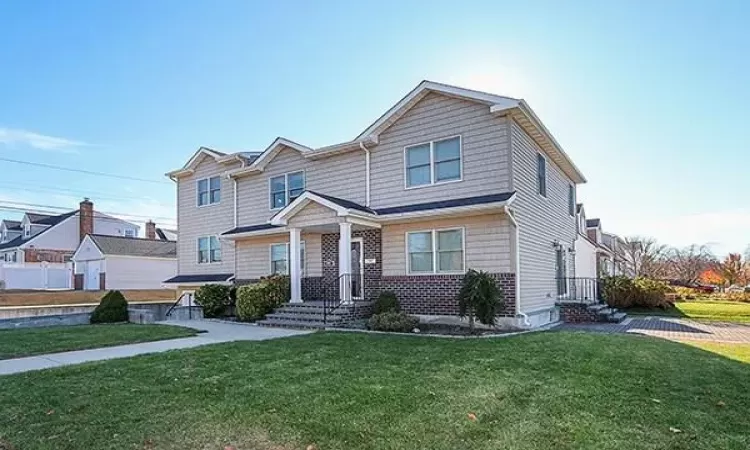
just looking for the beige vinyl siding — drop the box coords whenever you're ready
[510,119,577,312]
[235,232,322,279]
[176,155,239,276]
[236,147,366,225]
[287,202,337,228]
[381,214,512,276]
[369,92,511,209]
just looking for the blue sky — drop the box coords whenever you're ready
[0,1,748,255]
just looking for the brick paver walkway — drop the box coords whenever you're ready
[561,316,750,344]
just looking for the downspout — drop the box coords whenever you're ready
[359,141,371,207]
[230,155,246,284]
[504,205,530,327]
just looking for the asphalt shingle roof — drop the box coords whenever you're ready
[88,234,176,258]
[586,218,601,228]
[163,273,234,283]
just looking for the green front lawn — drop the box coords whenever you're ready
[1,332,748,449]
[0,324,198,360]
[686,341,750,363]
[627,300,750,322]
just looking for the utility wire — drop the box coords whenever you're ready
[0,200,175,222]
[0,205,176,227]
[0,156,172,185]
[0,181,175,205]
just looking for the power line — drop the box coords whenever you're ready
[0,156,172,185]
[0,204,176,227]
[0,200,176,222]
[0,181,176,205]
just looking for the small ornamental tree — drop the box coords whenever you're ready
[90,290,129,324]
[457,270,503,332]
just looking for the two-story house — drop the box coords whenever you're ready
[165,81,587,329]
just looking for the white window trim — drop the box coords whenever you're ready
[197,235,221,264]
[403,135,463,190]
[537,153,547,198]
[268,170,306,211]
[269,241,306,275]
[196,176,222,207]
[23,224,31,238]
[405,227,466,275]
[555,246,570,299]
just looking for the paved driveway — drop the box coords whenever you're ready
[0,320,311,376]
[561,316,750,343]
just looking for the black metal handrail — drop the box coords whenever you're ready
[165,292,191,318]
[555,277,603,304]
[320,273,359,325]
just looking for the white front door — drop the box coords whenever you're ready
[351,238,364,300]
[85,262,100,290]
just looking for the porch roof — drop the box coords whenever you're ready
[222,191,517,239]
[163,273,234,284]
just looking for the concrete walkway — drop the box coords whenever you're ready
[0,320,311,376]
[561,316,750,343]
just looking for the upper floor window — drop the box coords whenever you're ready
[198,236,221,263]
[568,184,575,216]
[124,229,135,238]
[270,242,305,275]
[407,228,464,274]
[23,224,31,238]
[405,136,462,188]
[537,153,547,197]
[270,171,305,209]
[197,176,221,206]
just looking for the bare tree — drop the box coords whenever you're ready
[668,244,716,285]
[716,253,748,287]
[615,236,668,278]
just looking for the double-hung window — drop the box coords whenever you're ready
[270,242,306,275]
[198,236,221,263]
[270,171,305,209]
[555,247,568,296]
[537,154,547,197]
[407,228,464,274]
[405,136,461,188]
[198,176,221,206]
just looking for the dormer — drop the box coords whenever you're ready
[586,218,602,244]
[20,216,32,239]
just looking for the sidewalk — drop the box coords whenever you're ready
[0,320,311,376]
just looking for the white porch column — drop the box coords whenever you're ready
[289,227,302,303]
[338,221,353,305]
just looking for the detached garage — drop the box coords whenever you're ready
[73,234,177,290]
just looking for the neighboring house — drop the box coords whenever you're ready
[574,204,598,279]
[144,220,177,241]
[72,234,176,290]
[583,217,625,277]
[0,199,140,290]
[165,80,587,328]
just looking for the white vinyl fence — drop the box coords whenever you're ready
[0,263,73,290]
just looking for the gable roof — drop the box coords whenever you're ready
[86,234,176,258]
[155,228,177,241]
[1,220,21,231]
[166,146,262,178]
[171,80,586,184]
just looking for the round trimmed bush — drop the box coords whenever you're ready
[367,311,419,333]
[374,291,400,315]
[90,290,128,324]
[194,284,231,318]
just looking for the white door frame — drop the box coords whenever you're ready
[351,237,364,300]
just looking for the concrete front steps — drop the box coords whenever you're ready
[587,303,628,323]
[256,301,354,329]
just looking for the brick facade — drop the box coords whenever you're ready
[558,303,601,323]
[380,273,516,316]
[321,229,382,301]
[24,248,72,263]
